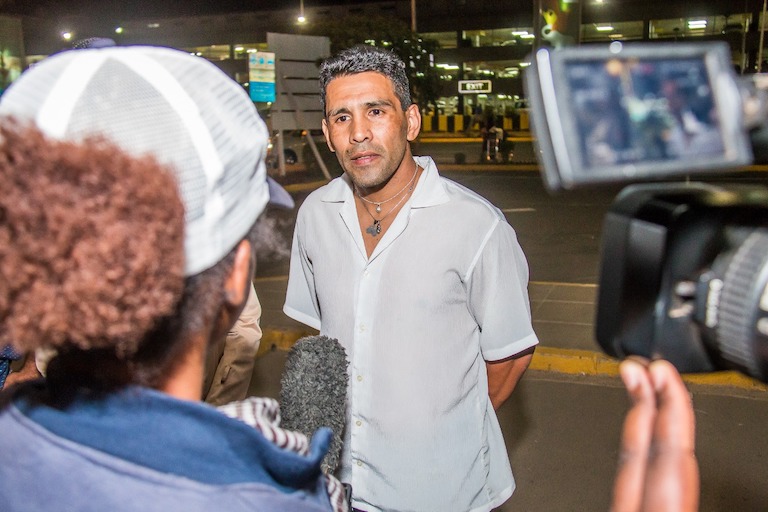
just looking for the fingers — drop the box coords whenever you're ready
[648,360,696,454]
[642,360,699,512]
[611,359,700,512]
[611,358,657,512]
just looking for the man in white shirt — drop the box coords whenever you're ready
[284,44,538,512]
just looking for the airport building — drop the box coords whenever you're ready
[3,0,766,131]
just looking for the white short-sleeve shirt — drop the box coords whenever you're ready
[285,156,538,512]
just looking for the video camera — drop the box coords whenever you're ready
[525,41,768,383]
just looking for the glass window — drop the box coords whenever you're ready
[463,60,530,79]
[181,43,268,61]
[581,21,645,42]
[435,62,461,81]
[233,43,269,60]
[182,44,231,60]
[461,27,534,48]
[421,31,458,49]
[649,15,749,39]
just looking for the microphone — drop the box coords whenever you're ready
[280,335,348,475]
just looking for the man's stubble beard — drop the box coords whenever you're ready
[341,141,410,193]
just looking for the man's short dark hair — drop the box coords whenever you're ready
[319,45,412,115]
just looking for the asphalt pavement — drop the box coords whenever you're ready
[249,141,768,511]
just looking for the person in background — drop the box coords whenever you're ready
[0,45,342,512]
[284,44,537,512]
[203,283,263,405]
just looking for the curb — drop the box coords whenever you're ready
[259,327,768,393]
[259,327,318,356]
[529,346,768,392]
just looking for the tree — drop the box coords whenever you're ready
[307,13,441,112]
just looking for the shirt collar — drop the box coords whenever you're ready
[319,155,449,208]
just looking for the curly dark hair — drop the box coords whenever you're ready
[0,120,185,369]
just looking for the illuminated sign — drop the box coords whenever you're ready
[249,51,276,102]
[458,80,492,94]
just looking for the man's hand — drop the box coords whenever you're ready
[611,358,699,512]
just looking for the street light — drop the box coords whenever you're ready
[298,0,306,24]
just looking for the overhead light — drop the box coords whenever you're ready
[512,31,529,36]
[61,31,72,41]
[519,33,535,39]
[298,0,306,23]
[596,25,614,31]
[688,20,707,29]
[147,23,160,28]
[114,27,123,34]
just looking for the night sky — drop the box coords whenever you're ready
[0,0,365,21]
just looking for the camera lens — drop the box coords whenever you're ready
[701,227,768,382]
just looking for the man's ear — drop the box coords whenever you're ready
[406,104,421,142]
[224,239,253,308]
[321,118,335,152]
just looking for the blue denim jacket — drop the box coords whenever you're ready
[0,382,334,511]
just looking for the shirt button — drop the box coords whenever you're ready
[357,375,363,382]
[355,420,362,427]
[356,460,363,466]
[359,324,366,332]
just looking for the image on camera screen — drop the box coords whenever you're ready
[565,57,725,169]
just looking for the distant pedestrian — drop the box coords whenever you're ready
[465,104,484,135]
[482,112,504,162]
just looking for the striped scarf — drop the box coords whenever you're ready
[0,345,21,389]
[218,397,349,512]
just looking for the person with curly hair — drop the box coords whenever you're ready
[0,46,343,512]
